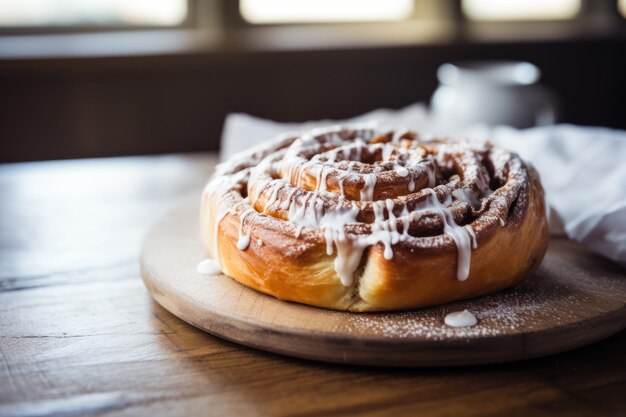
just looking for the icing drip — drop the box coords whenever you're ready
[360,174,377,201]
[237,234,251,250]
[338,175,347,196]
[316,165,330,192]
[289,196,361,285]
[396,166,409,177]
[204,169,249,270]
[425,189,474,281]
[333,238,366,286]
[425,157,436,188]
[465,225,478,249]
[408,176,415,192]
[280,188,298,210]
[237,207,255,250]
[381,142,393,161]
[263,181,284,214]
[444,310,478,327]
[380,200,398,260]
[336,163,356,196]
[319,203,363,284]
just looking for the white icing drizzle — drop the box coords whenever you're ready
[249,176,272,205]
[197,259,222,275]
[465,225,478,249]
[315,165,328,191]
[381,142,394,161]
[380,199,398,259]
[263,181,284,214]
[280,187,298,210]
[203,169,249,270]
[320,166,330,191]
[237,234,251,250]
[360,173,377,201]
[283,186,476,285]
[396,166,409,177]
[203,126,498,288]
[338,175,347,196]
[425,156,436,188]
[333,238,366,286]
[237,207,255,250]
[425,189,473,281]
[444,310,478,328]
[408,176,415,192]
[336,163,356,196]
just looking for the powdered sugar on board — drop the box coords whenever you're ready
[340,257,622,341]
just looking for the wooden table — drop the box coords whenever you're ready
[1,154,625,417]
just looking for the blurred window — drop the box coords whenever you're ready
[0,0,187,27]
[240,0,414,24]
[620,0,626,18]
[462,0,581,21]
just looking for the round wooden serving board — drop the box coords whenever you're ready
[141,196,626,367]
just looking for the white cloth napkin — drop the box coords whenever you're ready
[220,103,626,265]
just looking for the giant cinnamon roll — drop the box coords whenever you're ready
[200,126,548,312]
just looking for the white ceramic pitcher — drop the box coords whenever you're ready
[431,61,557,131]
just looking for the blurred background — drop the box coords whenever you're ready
[0,0,625,162]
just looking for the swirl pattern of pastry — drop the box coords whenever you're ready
[200,126,549,311]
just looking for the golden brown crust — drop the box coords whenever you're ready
[200,127,549,312]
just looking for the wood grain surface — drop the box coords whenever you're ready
[142,196,626,367]
[1,154,625,416]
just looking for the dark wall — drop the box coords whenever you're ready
[1,38,625,162]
